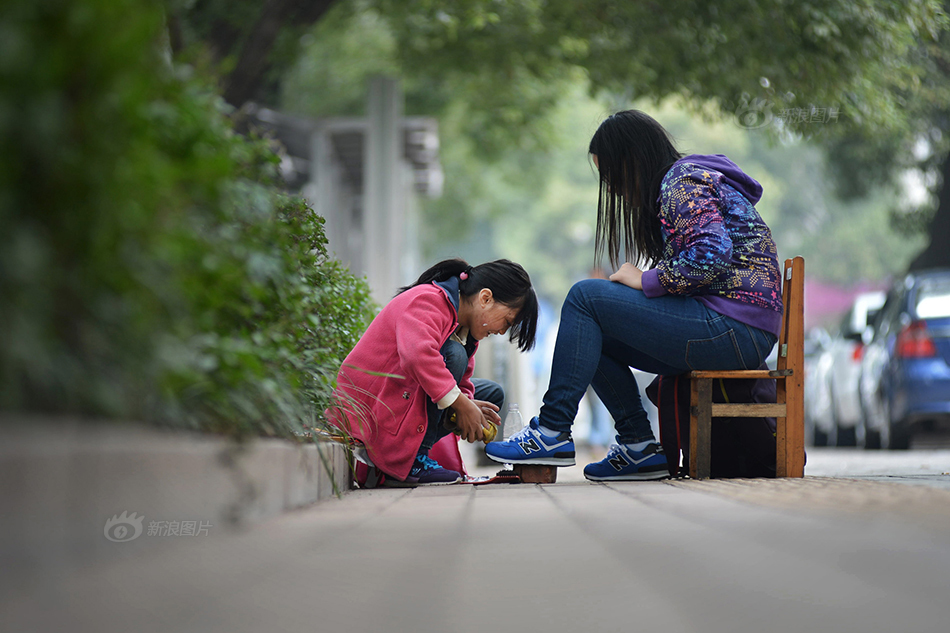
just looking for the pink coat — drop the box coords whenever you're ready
[328,282,476,480]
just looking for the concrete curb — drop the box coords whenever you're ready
[0,418,352,579]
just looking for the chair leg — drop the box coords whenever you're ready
[777,375,805,478]
[689,378,713,479]
[776,377,787,477]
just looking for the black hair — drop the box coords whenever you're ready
[399,258,539,351]
[588,109,683,269]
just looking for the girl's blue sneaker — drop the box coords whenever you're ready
[583,442,669,481]
[484,416,575,466]
[385,454,461,487]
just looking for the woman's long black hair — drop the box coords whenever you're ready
[589,110,683,269]
[399,258,539,351]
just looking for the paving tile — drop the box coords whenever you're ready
[6,427,950,633]
[5,478,950,633]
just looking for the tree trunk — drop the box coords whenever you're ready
[167,12,184,55]
[222,0,337,107]
[909,154,950,271]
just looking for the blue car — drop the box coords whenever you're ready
[858,268,950,449]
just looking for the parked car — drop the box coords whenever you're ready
[858,269,950,449]
[814,291,886,446]
[803,328,834,446]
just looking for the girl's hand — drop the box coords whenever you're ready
[609,262,644,290]
[451,395,492,442]
[473,400,501,425]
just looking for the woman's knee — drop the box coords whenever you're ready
[565,278,621,315]
[566,278,601,304]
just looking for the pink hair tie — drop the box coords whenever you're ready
[459,272,469,280]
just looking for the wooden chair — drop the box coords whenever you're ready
[688,256,805,479]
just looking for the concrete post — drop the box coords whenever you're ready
[364,76,405,304]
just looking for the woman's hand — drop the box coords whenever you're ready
[451,395,494,442]
[609,262,644,290]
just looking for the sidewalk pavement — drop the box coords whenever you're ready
[5,444,950,633]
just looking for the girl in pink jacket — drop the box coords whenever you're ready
[329,258,538,486]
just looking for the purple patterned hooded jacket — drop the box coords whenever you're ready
[639,154,783,337]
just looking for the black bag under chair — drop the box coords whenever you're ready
[646,369,785,479]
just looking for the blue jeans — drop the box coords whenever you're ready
[540,279,777,444]
[420,339,505,454]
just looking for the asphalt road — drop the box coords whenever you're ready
[802,446,950,489]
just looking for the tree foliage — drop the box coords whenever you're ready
[180,0,945,149]
[373,0,943,135]
[168,0,339,106]
[0,0,376,434]
[818,1,950,270]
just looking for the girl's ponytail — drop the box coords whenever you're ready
[398,258,470,294]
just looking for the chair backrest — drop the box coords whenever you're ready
[776,256,805,477]
[777,257,805,375]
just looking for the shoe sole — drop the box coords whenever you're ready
[382,476,462,488]
[583,471,670,482]
[383,476,462,488]
[486,453,575,467]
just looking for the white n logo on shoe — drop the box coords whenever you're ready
[519,439,541,454]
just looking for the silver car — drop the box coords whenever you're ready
[803,328,834,446]
[814,291,885,446]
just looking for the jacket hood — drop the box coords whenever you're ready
[679,154,763,205]
[433,276,461,314]
[433,276,478,355]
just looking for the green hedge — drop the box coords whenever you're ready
[0,0,376,436]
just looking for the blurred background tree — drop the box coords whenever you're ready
[170,0,948,303]
[819,1,950,272]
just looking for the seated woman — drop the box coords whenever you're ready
[328,258,538,486]
[486,109,783,481]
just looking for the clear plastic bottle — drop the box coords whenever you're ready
[504,403,524,441]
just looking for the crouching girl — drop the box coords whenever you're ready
[328,258,538,486]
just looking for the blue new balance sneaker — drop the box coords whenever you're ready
[484,416,575,466]
[583,442,669,481]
